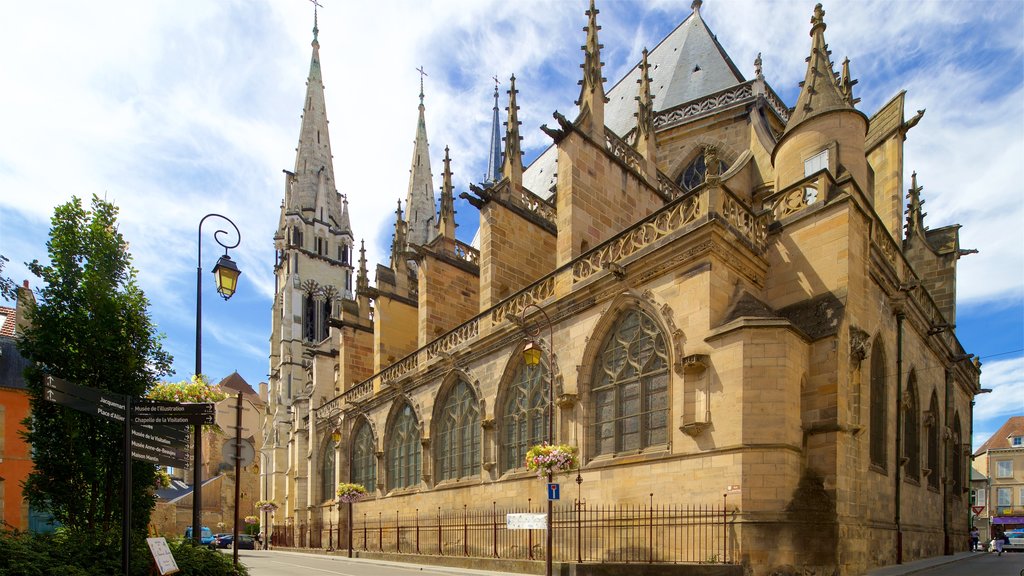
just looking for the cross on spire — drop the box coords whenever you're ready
[416,66,428,104]
[309,0,323,41]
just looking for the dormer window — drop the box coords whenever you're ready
[679,154,728,192]
[1012,436,1023,447]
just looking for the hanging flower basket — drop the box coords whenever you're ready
[525,443,579,478]
[244,515,259,525]
[154,469,172,490]
[255,500,278,513]
[146,375,227,404]
[336,482,368,503]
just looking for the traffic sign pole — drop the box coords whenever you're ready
[123,395,132,576]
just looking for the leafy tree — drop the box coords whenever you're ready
[0,254,16,302]
[19,195,172,535]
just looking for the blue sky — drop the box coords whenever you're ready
[1,0,1021,449]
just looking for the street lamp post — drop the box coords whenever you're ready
[192,213,241,544]
[519,303,554,576]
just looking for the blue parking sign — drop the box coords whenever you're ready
[547,483,560,500]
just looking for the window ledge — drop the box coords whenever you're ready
[870,463,888,476]
[432,476,483,492]
[585,445,673,471]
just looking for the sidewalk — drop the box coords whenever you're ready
[865,551,984,576]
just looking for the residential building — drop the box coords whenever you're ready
[262,3,982,575]
[972,416,1024,539]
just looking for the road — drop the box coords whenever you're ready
[912,552,1024,575]
[231,549,529,576]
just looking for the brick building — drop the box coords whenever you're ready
[262,3,981,574]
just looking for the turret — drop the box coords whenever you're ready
[437,146,457,239]
[502,74,524,188]
[772,3,869,193]
[575,0,607,141]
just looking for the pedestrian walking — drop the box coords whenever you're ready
[971,527,980,551]
[994,528,1005,555]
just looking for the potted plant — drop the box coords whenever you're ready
[525,443,579,478]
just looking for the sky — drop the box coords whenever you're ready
[0,0,1021,450]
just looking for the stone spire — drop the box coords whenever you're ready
[390,200,408,269]
[287,15,340,221]
[838,57,860,107]
[904,171,926,241]
[633,47,657,179]
[438,146,457,238]
[576,0,607,140]
[502,74,523,187]
[357,239,368,292]
[339,194,351,233]
[405,68,437,248]
[484,78,503,185]
[784,3,854,135]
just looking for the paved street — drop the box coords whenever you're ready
[911,552,1024,576]
[231,549,529,576]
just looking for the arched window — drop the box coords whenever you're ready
[351,421,376,492]
[320,438,336,503]
[951,413,963,498]
[591,308,669,456]
[303,293,316,342]
[320,298,331,341]
[677,154,728,191]
[927,392,940,490]
[436,380,481,481]
[387,404,421,490]
[902,374,920,480]
[869,338,887,469]
[502,358,549,473]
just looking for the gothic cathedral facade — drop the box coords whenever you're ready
[263,3,980,574]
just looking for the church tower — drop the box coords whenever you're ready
[267,12,355,519]
[404,72,437,249]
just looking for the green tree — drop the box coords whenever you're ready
[18,195,172,535]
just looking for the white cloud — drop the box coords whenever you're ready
[974,357,1024,422]
[0,0,1020,389]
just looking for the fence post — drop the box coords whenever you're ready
[493,501,498,558]
[438,506,443,556]
[378,511,383,552]
[722,494,727,564]
[416,508,421,554]
[363,512,367,551]
[528,498,533,561]
[463,504,468,557]
[648,493,654,564]
[396,509,401,553]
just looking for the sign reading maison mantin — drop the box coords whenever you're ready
[506,513,547,530]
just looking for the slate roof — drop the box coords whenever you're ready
[522,4,746,198]
[218,371,263,405]
[974,416,1024,456]
[0,336,29,390]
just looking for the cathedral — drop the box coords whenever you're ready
[261,2,981,574]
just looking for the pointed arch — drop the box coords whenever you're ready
[585,301,671,458]
[320,435,336,503]
[869,334,888,469]
[902,370,920,480]
[495,343,551,474]
[951,412,963,499]
[350,415,377,493]
[385,399,422,491]
[433,376,481,482]
[927,390,940,490]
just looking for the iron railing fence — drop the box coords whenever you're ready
[273,500,732,564]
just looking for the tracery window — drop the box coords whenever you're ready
[320,438,336,503]
[591,308,669,456]
[902,374,920,480]
[678,154,728,191]
[502,358,549,473]
[387,403,421,490]
[927,392,940,490]
[436,380,481,481]
[351,421,376,492]
[869,338,887,469]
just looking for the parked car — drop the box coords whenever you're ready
[236,534,255,550]
[1005,529,1024,551]
[213,534,232,548]
[184,526,215,547]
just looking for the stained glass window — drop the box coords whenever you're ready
[320,438,336,503]
[436,381,481,481]
[592,308,669,456]
[678,154,728,191]
[902,374,919,479]
[502,359,549,473]
[387,404,421,490]
[869,339,887,469]
[351,421,376,493]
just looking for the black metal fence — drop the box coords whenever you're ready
[272,499,732,564]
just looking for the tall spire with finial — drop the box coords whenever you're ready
[502,74,523,187]
[390,200,407,269]
[484,77,503,185]
[357,239,368,292]
[438,146,457,238]
[633,47,657,178]
[838,57,860,107]
[576,0,607,140]
[784,3,854,135]
[904,171,926,241]
[405,67,437,248]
